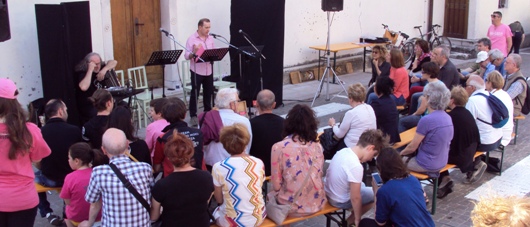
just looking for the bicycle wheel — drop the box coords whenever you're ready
[401,41,415,64]
[431,36,452,52]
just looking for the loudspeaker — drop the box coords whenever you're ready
[0,0,10,42]
[322,0,343,12]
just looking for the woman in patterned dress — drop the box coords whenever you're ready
[271,104,327,217]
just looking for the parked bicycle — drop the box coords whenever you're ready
[382,24,415,63]
[411,24,452,52]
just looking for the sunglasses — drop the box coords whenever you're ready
[491,14,499,18]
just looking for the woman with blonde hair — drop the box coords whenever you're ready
[329,83,377,152]
[471,194,530,226]
[0,78,51,227]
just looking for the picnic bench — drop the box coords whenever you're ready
[35,183,61,193]
[513,115,525,145]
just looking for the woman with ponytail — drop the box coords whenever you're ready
[60,142,104,227]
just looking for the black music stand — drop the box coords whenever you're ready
[196,48,229,107]
[238,45,264,115]
[145,50,182,97]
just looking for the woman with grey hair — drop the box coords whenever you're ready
[399,82,454,173]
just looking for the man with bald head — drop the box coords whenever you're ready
[81,128,153,227]
[464,75,503,183]
[249,89,284,176]
[503,54,527,116]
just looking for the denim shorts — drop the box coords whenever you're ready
[327,182,374,209]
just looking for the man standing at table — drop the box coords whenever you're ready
[487,11,512,57]
[185,18,215,126]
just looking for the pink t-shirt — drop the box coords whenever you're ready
[60,168,101,222]
[145,119,169,156]
[390,67,410,99]
[0,123,51,212]
[487,23,512,57]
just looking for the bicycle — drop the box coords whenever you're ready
[382,24,415,63]
[411,24,452,52]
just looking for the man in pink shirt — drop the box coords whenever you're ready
[185,18,215,126]
[487,11,512,57]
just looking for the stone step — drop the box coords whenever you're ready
[450,51,473,60]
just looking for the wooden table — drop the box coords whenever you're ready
[309,42,379,81]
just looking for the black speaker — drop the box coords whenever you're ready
[0,0,10,42]
[322,0,343,12]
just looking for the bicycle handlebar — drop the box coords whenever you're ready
[433,24,441,28]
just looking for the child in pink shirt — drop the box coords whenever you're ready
[60,142,103,226]
[145,98,169,157]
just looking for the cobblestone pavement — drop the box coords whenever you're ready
[34,49,530,226]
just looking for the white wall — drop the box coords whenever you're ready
[468,0,530,39]
[0,0,106,106]
[283,0,435,68]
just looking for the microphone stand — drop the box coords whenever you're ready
[211,35,256,85]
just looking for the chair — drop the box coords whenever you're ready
[115,70,125,86]
[213,63,236,93]
[127,66,159,128]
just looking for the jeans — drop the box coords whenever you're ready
[34,170,61,217]
[409,92,424,114]
[399,114,421,133]
[327,182,374,209]
[478,138,502,152]
[189,71,214,117]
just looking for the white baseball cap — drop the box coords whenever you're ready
[476,51,489,63]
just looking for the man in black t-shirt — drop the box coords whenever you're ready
[36,99,82,224]
[153,97,204,177]
[74,52,117,125]
[249,89,284,176]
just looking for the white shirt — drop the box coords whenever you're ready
[203,109,253,166]
[332,103,377,147]
[324,148,363,203]
[491,89,514,146]
[465,89,503,145]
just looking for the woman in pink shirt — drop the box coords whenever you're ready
[388,48,410,105]
[0,78,51,227]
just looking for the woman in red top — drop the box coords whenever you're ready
[367,49,409,105]
[0,78,51,227]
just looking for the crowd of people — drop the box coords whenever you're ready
[0,12,528,227]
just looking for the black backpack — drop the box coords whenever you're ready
[514,77,530,115]
[473,93,509,128]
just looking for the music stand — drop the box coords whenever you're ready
[238,45,264,115]
[145,50,182,97]
[195,47,229,108]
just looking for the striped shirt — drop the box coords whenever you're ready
[212,156,265,227]
[85,155,153,227]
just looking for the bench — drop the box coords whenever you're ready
[392,127,416,149]
[35,183,61,193]
[509,115,525,145]
[210,202,347,227]
[410,151,485,215]
[396,105,405,111]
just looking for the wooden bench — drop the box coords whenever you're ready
[511,115,525,145]
[210,202,346,227]
[410,151,485,215]
[392,127,416,149]
[396,105,405,111]
[35,183,61,193]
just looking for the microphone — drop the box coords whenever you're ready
[239,29,250,37]
[159,28,169,36]
[209,33,222,38]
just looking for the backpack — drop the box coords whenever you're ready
[514,77,530,115]
[473,92,509,128]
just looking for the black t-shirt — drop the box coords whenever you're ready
[158,121,204,169]
[129,139,152,166]
[76,63,106,124]
[82,115,109,149]
[152,169,214,227]
[41,118,82,184]
[249,113,284,176]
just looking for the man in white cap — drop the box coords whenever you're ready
[476,51,495,81]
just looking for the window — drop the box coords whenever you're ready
[498,0,507,8]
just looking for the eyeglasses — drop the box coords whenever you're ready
[491,14,499,18]
[372,51,380,54]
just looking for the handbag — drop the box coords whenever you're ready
[108,163,162,227]
[265,158,313,225]
[319,128,340,159]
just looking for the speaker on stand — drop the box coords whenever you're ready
[321,0,343,12]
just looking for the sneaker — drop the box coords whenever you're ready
[469,161,487,183]
[437,180,454,199]
[46,213,64,226]
[190,116,198,126]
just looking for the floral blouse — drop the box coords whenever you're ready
[271,136,327,216]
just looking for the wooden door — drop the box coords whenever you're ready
[111,0,162,86]
[443,0,469,39]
